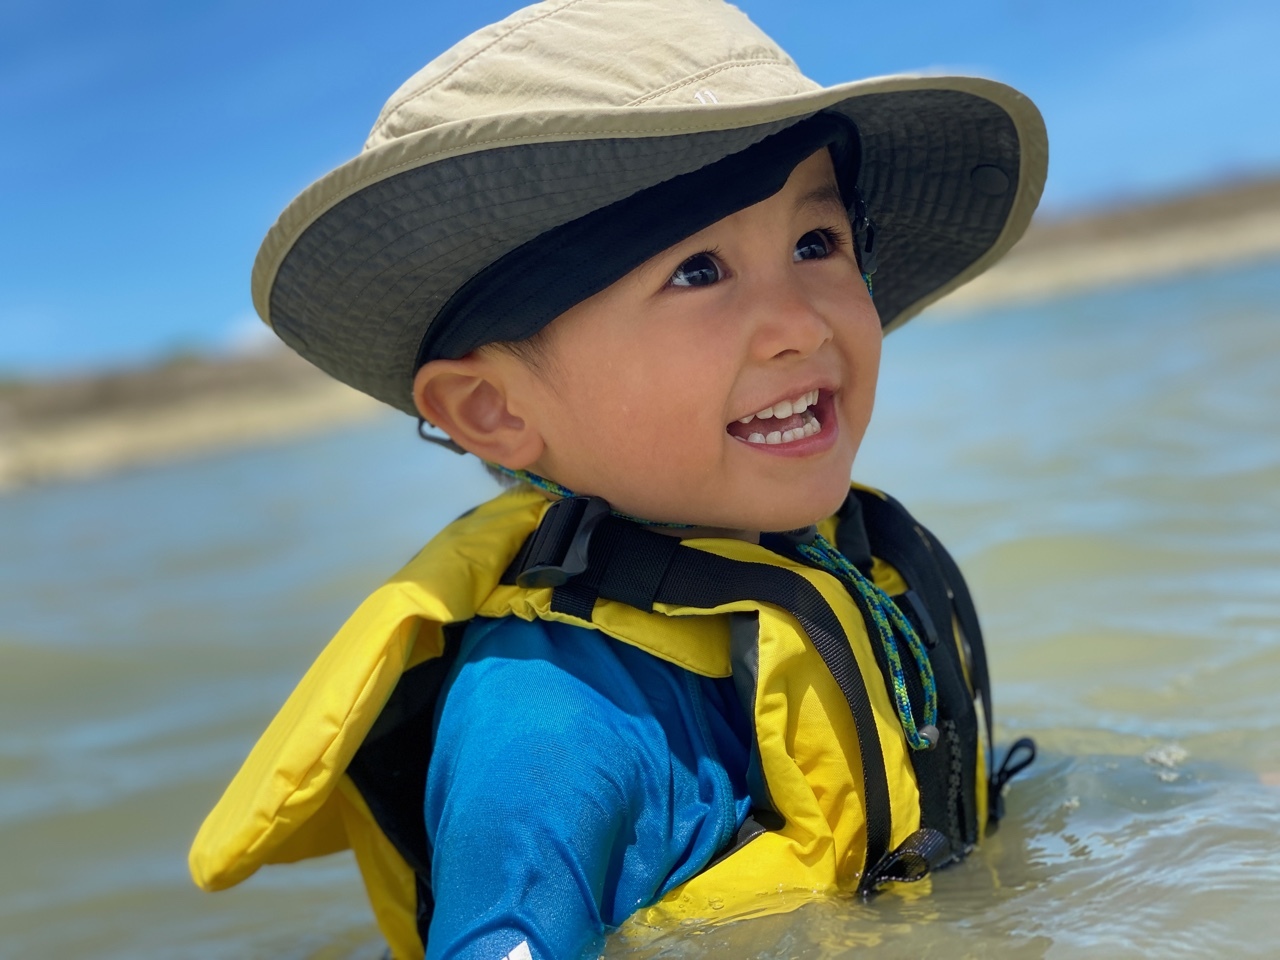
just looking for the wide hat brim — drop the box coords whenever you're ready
[255,75,1047,416]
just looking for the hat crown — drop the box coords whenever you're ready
[366,0,817,149]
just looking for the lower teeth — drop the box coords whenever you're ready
[745,412,821,445]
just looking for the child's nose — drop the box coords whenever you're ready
[745,276,834,362]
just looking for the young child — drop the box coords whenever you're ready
[190,2,1046,958]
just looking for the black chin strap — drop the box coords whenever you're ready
[416,417,467,455]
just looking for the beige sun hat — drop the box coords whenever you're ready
[253,0,1048,416]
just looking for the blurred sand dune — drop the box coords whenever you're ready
[0,351,382,491]
[939,176,1280,312]
[3,175,1279,492]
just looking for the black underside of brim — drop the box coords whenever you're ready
[417,113,860,366]
[269,88,1019,415]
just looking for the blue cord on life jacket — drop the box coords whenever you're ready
[797,534,939,751]
[486,465,695,529]
[488,463,938,750]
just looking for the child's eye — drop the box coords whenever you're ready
[794,229,836,262]
[669,252,724,288]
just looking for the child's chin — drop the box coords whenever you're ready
[744,482,852,534]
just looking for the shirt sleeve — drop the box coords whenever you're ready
[423,617,680,960]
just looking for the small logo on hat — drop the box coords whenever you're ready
[693,88,719,104]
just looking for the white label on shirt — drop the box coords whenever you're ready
[504,942,533,960]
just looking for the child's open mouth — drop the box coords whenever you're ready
[726,388,831,447]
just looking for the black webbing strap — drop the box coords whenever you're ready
[919,525,998,797]
[852,489,1014,828]
[506,505,894,891]
[548,513,684,619]
[989,736,1037,821]
[847,489,982,849]
[927,532,1005,824]
[861,825,953,887]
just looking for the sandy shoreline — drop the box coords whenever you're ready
[4,175,1278,493]
[937,176,1280,313]
[0,352,384,491]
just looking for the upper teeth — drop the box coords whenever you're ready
[737,389,820,424]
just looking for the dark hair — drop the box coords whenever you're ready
[481,325,556,372]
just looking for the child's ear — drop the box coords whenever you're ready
[411,355,545,468]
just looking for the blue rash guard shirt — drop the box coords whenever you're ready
[423,616,753,960]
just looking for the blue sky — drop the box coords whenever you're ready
[2,0,1279,376]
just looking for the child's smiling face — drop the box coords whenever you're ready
[443,149,882,533]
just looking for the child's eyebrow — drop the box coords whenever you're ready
[794,183,849,219]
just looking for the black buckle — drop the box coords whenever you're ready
[513,496,611,589]
[760,525,818,555]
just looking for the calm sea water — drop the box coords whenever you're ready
[2,260,1278,959]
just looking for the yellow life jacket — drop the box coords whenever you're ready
[190,484,1030,959]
